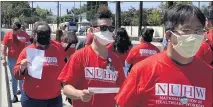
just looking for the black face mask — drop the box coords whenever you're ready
[36,31,51,45]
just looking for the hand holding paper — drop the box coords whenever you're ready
[79,89,94,102]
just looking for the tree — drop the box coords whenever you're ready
[147,9,162,26]
[115,1,121,29]
[138,1,143,37]
[86,1,108,21]
[1,1,31,27]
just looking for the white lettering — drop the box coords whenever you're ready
[155,83,206,101]
[182,85,194,98]
[195,87,206,100]
[85,67,94,78]
[84,67,118,82]
[169,84,181,97]
[155,83,168,95]
[94,68,103,79]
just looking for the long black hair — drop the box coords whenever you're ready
[113,28,132,54]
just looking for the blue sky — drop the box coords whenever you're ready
[30,1,209,16]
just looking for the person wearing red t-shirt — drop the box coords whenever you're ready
[1,22,26,103]
[61,31,78,62]
[115,5,212,107]
[124,28,160,77]
[58,6,125,107]
[54,29,64,43]
[196,5,213,66]
[107,28,132,75]
[13,21,65,107]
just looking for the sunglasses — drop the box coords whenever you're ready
[94,25,115,32]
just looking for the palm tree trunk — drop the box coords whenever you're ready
[168,1,173,8]
[138,1,143,37]
[210,1,213,6]
[116,1,121,29]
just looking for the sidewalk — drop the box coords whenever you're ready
[0,59,72,107]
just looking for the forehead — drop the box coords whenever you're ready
[97,18,112,26]
[176,16,204,29]
[37,25,49,31]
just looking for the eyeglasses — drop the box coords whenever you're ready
[93,25,115,32]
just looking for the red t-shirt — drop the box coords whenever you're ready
[195,40,213,65]
[17,31,30,45]
[13,42,65,100]
[107,43,129,65]
[58,46,125,107]
[2,31,27,58]
[85,33,94,45]
[206,29,213,47]
[115,52,213,107]
[125,42,160,65]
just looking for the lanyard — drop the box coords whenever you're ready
[106,56,114,73]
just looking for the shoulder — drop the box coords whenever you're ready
[132,52,164,73]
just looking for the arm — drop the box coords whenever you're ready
[2,33,9,66]
[124,61,131,77]
[115,68,140,107]
[58,52,93,102]
[13,48,27,80]
[63,84,83,100]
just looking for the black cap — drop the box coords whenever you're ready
[203,6,213,19]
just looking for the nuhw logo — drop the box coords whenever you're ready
[140,49,157,56]
[43,57,58,66]
[155,83,206,100]
[84,67,118,82]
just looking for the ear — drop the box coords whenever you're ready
[165,31,172,42]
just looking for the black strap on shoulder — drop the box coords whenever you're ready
[64,43,72,52]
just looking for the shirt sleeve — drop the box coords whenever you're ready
[57,52,83,86]
[115,67,141,107]
[2,32,9,46]
[125,48,136,64]
[13,48,27,80]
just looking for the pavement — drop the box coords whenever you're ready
[0,58,72,107]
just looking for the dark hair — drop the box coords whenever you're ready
[91,6,112,26]
[12,22,21,45]
[12,22,21,31]
[113,28,132,54]
[32,21,51,35]
[164,5,206,31]
[204,6,213,24]
[62,31,78,44]
[56,29,63,43]
[140,28,154,42]
[31,21,51,43]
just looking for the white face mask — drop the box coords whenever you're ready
[171,32,204,58]
[94,30,114,45]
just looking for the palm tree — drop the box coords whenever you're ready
[115,1,121,32]
[210,1,213,6]
[138,1,143,37]
[168,1,174,8]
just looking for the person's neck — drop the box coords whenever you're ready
[166,45,193,65]
[35,42,48,50]
[91,41,108,59]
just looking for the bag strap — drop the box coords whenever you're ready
[64,43,72,52]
